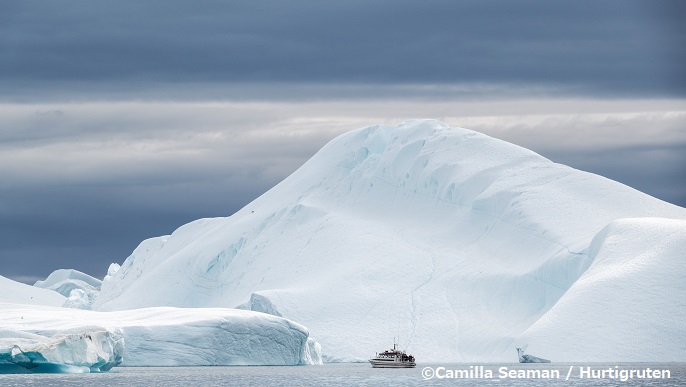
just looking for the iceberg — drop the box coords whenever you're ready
[90,120,686,362]
[0,328,123,374]
[516,346,550,363]
[34,269,102,292]
[0,300,123,374]
[34,269,102,310]
[109,307,322,366]
[0,303,321,372]
[103,263,121,282]
[6,120,684,364]
[516,217,686,362]
[0,275,65,307]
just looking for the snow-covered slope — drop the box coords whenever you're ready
[517,217,686,362]
[0,275,65,307]
[0,303,321,370]
[93,120,686,362]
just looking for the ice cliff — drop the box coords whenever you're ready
[91,120,686,362]
[0,304,321,372]
[0,307,123,374]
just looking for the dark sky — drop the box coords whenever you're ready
[1,0,685,283]
[2,0,685,98]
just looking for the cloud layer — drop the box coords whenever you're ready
[1,1,685,99]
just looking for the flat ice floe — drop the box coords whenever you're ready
[0,303,321,372]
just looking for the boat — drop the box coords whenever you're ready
[369,342,416,368]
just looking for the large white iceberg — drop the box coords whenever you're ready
[91,120,686,362]
[0,303,321,373]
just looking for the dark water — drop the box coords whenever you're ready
[0,363,683,386]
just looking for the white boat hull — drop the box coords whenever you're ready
[369,359,416,368]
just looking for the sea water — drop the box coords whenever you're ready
[1,363,683,386]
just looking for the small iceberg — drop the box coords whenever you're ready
[34,269,103,310]
[516,346,550,363]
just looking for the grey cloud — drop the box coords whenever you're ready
[456,111,686,152]
[1,0,685,100]
[542,143,686,209]
[0,162,282,282]
[1,179,285,280]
